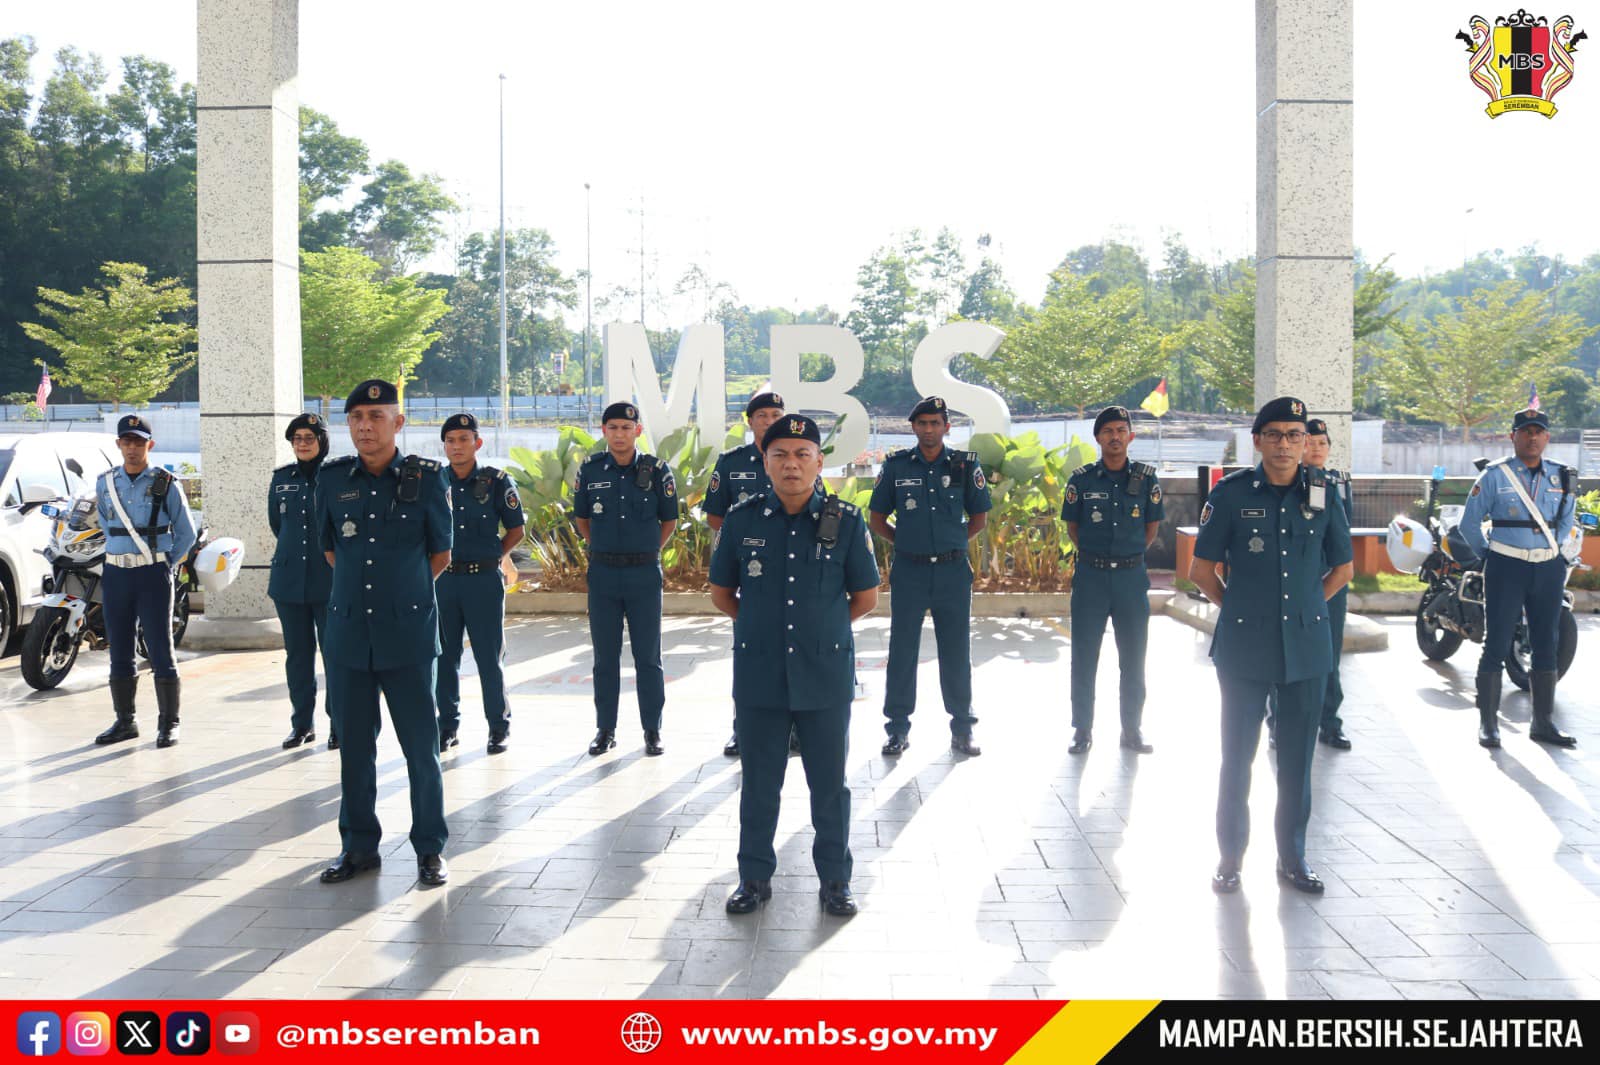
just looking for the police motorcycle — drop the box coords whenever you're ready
[20,469,245,690]
[1387,462,1593,691]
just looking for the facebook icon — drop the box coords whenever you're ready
[16,1012,61,1057]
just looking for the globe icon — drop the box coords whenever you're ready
[620,1011,663,1054]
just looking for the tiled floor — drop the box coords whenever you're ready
[1,611,1597,1000]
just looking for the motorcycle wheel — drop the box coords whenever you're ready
[1506,610,1579,689]
[1415,609,1464,662]
[19,605,82,690]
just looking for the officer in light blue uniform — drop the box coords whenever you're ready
[269,412,338,750]
[314,379,452,888]
[1062,405,1164,755]
[574,401,679,757]
[93,413,198,748]
[1189,397,1353,896]
[868,396,992,758]
[711,414,880,918]
[706,391,789,757]
[1460,406,1579,749]
[435,412,526,755]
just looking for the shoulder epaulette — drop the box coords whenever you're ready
[1217,467,1252,485]
[404,455,441,470]
[837,499,860,516]
[727,491,768,515]
[585,450,607,464]
[1486,456,1511,468]
[480,465,502,479]
[323,455,357,468]
[273,461,295,474]
[1133,461,1156,477]
[1070,464,1092,478]
[889,447,915,460]
[958,450,979,463]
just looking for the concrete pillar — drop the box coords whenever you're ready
[195,0,300,620]
[1256,0,1354,470]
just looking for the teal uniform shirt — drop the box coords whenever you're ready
[704,443,771,518]
[315,451,452,671]
[710,491,880,710]
[447,463,525,559]
[1061,460,1165,555]
[573,450,678,551]
[1193,464,1353,684]
[868,446,992,553]
[268,461,333,603]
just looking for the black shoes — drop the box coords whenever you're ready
[725,879,771,914]
[1212,863,1242,894]
[1476,672,1502,749]
[643,730,665,756]
[438,729,459,754]
[1068,729,1092,755]
[1276,860,1325,894]
[96,676,140,745]
[589,729,616,756]
[153,677,180,748]
[282,728,315,749]
[723,732,740,757]
[417,853,449,887]
[819,880,858,917]
[1319,728,1352,750]
[789,726,802,756]
[487,729,509,755]
[320,851,381,884]
[1120,730,1153,754]
[881,734,910,757]
[1529,670,1576,748]
[950,733,982,757]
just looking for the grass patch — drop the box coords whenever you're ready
[1349,572,1425,595]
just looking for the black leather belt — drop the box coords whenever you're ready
[1491,519,1541,529]
[590,551,658,567]
[894,549,967,564]
[448,559,499,574]
[1080,553,1145,570]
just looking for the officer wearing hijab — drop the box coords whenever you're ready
[270,412,338,750]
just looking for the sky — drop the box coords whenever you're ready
[10,0,1600,328]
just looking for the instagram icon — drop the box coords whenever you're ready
[65,1012,110,1056]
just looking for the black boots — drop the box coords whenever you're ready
[1529,670,1576,748]
[95,676,140,745]
[154,677,181,748]
[1476,672,1501,749]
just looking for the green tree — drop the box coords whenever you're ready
[978,271,1175,416]
[350,160,455,274]
[1541,365,1598,428]
[21,261,196,409]
[300,246,449,411]
[298,106,369,252]
[958,257,1017,324]
[1377,280,1594,440]
[1190,268,1255,411]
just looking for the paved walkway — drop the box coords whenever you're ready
[1,613,1597,1000]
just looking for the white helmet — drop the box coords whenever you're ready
[1561,524,1584,565]
[1386,516,1434,574]
[195,537,245,593]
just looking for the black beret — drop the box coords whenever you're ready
[745,391,785,418]
[762,414,822,450]
[1305,418,1329,437]
[285,412,326,442]
[909,396,949,420]
[601,401,640,424]
[1092,406,1132,435]
[116,413,152,440]
[345,379,399,413]
[441,411,479,439]
[1252,396,1309,434]
[1512,407,1550,431]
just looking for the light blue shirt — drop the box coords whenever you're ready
[97,465,198,564]
[1460,458,1576,556]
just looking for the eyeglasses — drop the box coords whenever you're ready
[290,433,320,444]
[1258,430,1306,444]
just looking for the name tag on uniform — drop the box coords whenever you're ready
[275,484,300,493]
[730,472,758,480]
[1241,508,1266,518]
[588,481,612,489]
[337,489,360,501]
[741,538,766,546]
[895,478,923,486]
[1083,492,1109,500]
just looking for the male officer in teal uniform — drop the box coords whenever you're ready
[1460,406,1580,749]
[711,415,879,918]
[706,390,788,757]
[315,379,452,887]
[574,401,679,757]
[436,412,526,755]
[1268,418,1354,752]
[868,396,991,757]
[270,412,338,750]
[1062,405,1164,755]
[92,413,198,748]
[1189,396,1353,895]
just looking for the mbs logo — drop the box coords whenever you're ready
[1457,9,1585,116]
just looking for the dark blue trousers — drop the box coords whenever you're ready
[102,562,176,679]
[1477,552,1565,677]
[1069,565,1150,732]
[1267,587,1346,733]
[735,701,853,882]
[273,598,329,734]
[1217,671,1324,866]
[882,559,975,738]
[435,570,510,734]
[586,562,665,730]
[328,661,448,857]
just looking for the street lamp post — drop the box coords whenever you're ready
[498,74,510,450]
[585,182,593,431]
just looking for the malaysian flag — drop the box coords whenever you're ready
[35,367,51,413]
[1527,381,1541,411]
